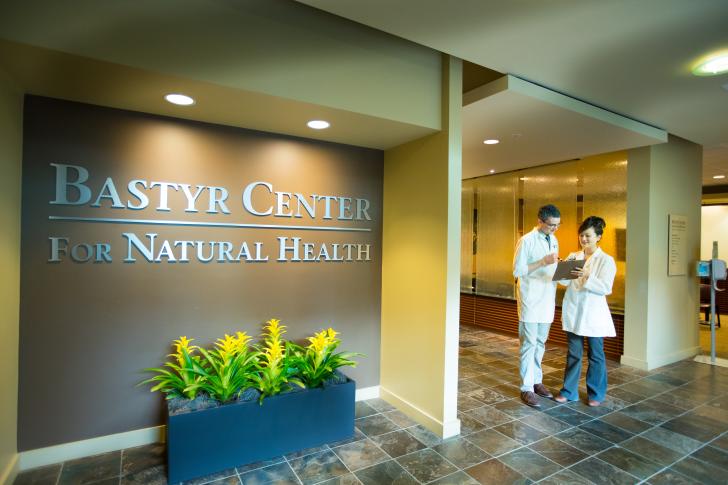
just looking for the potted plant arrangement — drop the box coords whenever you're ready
[141,319,360,484]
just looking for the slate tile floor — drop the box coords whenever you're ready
[15,325,728,485]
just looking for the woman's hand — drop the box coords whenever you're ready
[570,266,585,278]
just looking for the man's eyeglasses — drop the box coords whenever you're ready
[539,219,560,229]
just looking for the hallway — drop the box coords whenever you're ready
[15,325,728,484]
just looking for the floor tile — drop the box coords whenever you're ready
[689,445,728,471]
[120,464,167,485]
[543,405,593,427]
[692,404,728,424]
[239,462,299,485]
[206,477,242,485]
[569,457,638,485]
[457,413,486,436]
[670,456,727,485]
[405,425,444,447]
[331,439,389,472]
[519,413,572,434]
[640,426,703,455]
[316,473,360,485]
[363,398,396,413]
[58,451,121,485]
[599,411,652,434]
[492,421,547,445]
[466,387,509,406]
[711,433,728,452]
[645,372,689,387]
[380,410,417,429]
[355,415,400,437]
[432,437,490,469]
[327,429,367,449]
[237,457,286,475]
[464,406,513,428]
[288,450,348,485]
[528,436,587,467]
[619,399,683,425]
[492,399,540,419]
[647,468,702,485]
[285,445,329,461]
[498,447,562,481]
[122,442,165,476]
[465,429,522,457]
[370,430,426,458]
[597,446,662,480]
[537,469,592,484]
[458,380,481,393]
[396,448,458,483]
[355,401,378,420]
[555,428,613,454]
[578,419,633,444]
[427,470,479,485]
[14,464,62,485]
[354,460,417,485]
[458,394,486,412]
[463,459,529,485]
[619,435,683,467]
[607,387,644,404]
[660,413,726,442]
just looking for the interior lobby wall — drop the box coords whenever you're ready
[701,205,728,259]
[0,0,441,131]
[18,96,383,451]
[624,136,702,370]
[380,56,461,437]
[0,68,22,484]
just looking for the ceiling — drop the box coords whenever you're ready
[298,0,728,185]
[462,75,666,179]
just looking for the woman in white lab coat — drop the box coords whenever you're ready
[554,216,616,407]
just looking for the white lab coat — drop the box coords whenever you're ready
[560,247,617,337]
[513,227,559,323]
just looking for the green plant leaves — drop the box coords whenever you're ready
[139,322,362,405]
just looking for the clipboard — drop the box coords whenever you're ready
[552,259,583,280]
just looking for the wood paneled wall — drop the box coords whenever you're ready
[460,293,625,361]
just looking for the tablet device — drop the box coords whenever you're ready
[552,259,583,280]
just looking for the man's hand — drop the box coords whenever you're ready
[542,253,558,265]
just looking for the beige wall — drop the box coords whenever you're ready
[624,136,702,370]
[0,68,22,484]
[0,0,441,130]
[701,205,728,260]
[380,55,461,437]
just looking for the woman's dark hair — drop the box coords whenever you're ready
[538,204,561,221]
[579,216,606,236]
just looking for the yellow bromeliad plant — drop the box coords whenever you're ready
[189,331,260,403]
[290,327,361,388]
[252,319,303,402]
[141,320,361,405]
[140,336,204,400]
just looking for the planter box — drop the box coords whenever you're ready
[167,379,355,483]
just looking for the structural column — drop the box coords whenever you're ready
[623,135,702,370]
[379,54,462,438]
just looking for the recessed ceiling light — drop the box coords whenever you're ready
[713,175,726,179]
[307,120,330,130]
[489,169,495,174]
[164,93,195,106]
[693,52,728,76]
[483,139,499,145]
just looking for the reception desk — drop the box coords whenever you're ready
[460,293,625,361]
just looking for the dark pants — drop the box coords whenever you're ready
[560,331,607,402]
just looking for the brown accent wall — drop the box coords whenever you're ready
[460,293,625,361]
[19,96,383,450]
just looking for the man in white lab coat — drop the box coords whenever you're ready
[512,204,560,407]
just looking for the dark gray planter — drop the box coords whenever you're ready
[166,379,355,483]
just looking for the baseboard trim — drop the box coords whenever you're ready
[19,426,165,471]
[379,387,460,439]
[355,386,380,401]
[19,385,380,471]
[622,346,701,371]
[694,355,728,368]
[0,453,19,485]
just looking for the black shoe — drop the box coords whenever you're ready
[520,391,541,408]
[534,383,553,399]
